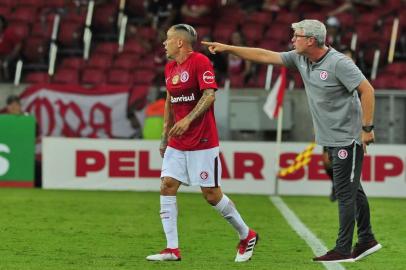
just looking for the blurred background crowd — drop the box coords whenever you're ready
[0,0,404,89]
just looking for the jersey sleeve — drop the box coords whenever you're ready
[195,54,218,91]
[335,57,366,93]
[280,50,299,69]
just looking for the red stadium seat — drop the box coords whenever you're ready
[305,12,326,22]
[24,71,50,84]
[31,22,53,39]
[60,57,85,70]
[64,11,86,24]
[8,22,30,39]
[372,74,399,89]
[93,3,117,32]
[132,55,156,70]
[94,42,119,55]
[107,69,134,85]
[22,36,48,63]
[81,68,106,85]
[9,7,37,24]
[195,26,211,39]
[274,11,298,25]
[334,12,355,30]
[58,21,83,47]
[53,68,80,84]
[123,39,147,55]
[0,6,10,18]
[241,23,265,46]
[86,53,113,70]
[383,62,406,77]
[243,11,271,25]
[136,26,157,41]
[18,0,44,8]
[0,0,16,8]
[43,0,66,9]
[217,4,244,24]
[213,24,236,43]
[112,54,139,70]
[265,24,291,45]
[133,70,156,84]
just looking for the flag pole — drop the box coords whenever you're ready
[274,107,283,195]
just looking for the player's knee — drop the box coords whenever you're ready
[160,178,178,195]
[203,191,221,205]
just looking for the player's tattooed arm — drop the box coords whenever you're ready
[160,92,174,157]
[186,89,215,122]
[168,89,215,137]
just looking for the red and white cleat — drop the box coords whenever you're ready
[146,248,181,261]
[235,229,259,262]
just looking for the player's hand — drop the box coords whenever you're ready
[169,118,191,137]
[201,41,228,54]
[362,130,375,154]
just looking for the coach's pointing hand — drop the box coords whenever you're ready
[201,41,229,54]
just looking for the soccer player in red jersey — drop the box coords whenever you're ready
[146,24,258,262]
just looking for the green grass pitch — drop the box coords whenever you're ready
[0,188,405,270]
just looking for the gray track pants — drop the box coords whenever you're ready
[327,142,376,255]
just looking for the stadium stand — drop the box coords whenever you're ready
[0,0,402,91]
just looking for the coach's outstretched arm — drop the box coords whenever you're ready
[201,41,285,66]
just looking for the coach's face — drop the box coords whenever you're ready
[291,29,313,55]
[163,28,181,60]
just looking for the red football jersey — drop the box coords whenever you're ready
[165,52,219,151]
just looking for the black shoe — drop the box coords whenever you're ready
[352,240,382,261]
[313,250,354,262]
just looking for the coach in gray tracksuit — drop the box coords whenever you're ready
[203,19,382,262]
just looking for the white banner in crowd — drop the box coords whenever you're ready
[20,84,139,138]
[43,137,406,197]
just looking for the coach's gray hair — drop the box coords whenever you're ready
[172,24,197,45]
[292,19,326,47]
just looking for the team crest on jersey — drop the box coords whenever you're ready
[338,149,348,159]
[180,71,189,82]
[200,171,209,180]
[320,71,328,80]
[203,71,215,84]
[172,74,180,84]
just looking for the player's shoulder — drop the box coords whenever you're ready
[191,51,211,63]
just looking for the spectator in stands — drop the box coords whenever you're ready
[6,95,26,116]
[181,0,218,26]
[325,16,342,48]
[146,0,183,29]
[6,95,42,188]
[0,16,22,82]
[228,31,253,85]
[328,0,382,16]
[262,0,292,12]
[203,19,380,263]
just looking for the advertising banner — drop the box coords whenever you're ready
[43,137,406,197]
[0,115,36,187]
[19,84,147,139]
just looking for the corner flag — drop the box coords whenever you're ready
[263,67,287,119]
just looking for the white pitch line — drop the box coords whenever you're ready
[270,196,346,270]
